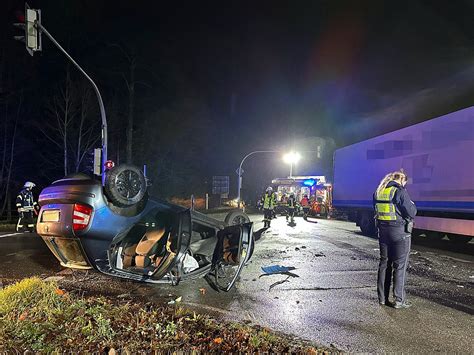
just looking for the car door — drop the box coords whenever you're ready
[206,222,254,292]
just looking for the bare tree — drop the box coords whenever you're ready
[40,69,76,176]
[38,68,100,176]
[73,84,100,172]
[107,44,151,164]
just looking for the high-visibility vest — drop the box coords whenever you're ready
[375,186,397,221]
[263,193,275,209]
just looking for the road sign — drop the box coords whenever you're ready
[212,176,229,195]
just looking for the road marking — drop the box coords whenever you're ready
[0,233,23,238]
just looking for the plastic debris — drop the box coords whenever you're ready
[261,265,296,274]
[167,296,182,305]
[183,253,199,273]
[269,276,290,291]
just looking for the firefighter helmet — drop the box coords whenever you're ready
[23,181,36,189]
[266,186,273,192]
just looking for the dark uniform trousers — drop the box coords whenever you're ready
[377,225,411,304]
[263,209,272,226]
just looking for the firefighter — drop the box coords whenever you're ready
[262,187,276,228]
[286,193,297,224]
[300,194,310,220]
[374,170,417,309]
[16,181,39,232]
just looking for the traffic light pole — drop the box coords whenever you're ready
[35,22,108,186]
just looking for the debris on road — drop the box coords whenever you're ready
[269,276,291,291]
[261,265,296,275]
[167,296,182,305]
[43,276,65,282]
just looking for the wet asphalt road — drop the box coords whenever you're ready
[1,216,473,353]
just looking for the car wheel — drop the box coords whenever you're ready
[105,164,147,207]
[225,210,250,226]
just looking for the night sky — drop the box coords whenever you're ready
[1,0,474,200]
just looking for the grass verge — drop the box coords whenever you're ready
[0,277,332,353]
[0,223,16,232]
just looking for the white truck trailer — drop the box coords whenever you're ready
[333,106,474,243]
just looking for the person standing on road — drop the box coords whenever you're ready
[16,181,39,232]
[286,193,297,224]
[300,194,310,220]
[374,170,417,309]
[262,187,276,228]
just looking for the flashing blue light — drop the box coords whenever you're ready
[303,179,316,187]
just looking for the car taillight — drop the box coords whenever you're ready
[72,203,93,232]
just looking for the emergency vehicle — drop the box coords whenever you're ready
[271,176,332,218]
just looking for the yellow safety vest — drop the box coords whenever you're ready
[263,193,275,209]
[375,186,397,221]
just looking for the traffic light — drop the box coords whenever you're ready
[13,3,42,56]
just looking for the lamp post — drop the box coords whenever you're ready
[237,150,279,208]
[237,149,318,208]
[283,152,301,178]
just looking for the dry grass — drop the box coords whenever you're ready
[0,277,333,353]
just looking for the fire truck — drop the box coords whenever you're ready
[271,176,332,218]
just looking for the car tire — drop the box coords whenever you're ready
[108,193,149,217]
[225,210,251,226]
[105,164,147,207]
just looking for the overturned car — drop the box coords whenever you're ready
[36,165,254,291]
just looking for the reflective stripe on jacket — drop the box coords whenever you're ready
[16,189,37,209]
[263,193,276,209]
[375,186,397,221]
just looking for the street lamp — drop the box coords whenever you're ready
[237,150,279,208]
[283,152,301,178]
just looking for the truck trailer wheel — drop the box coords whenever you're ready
[105,164,147,207]
[225,210,250,226]
[426,231,445,240]
[359,212,376,236]
[447,233,472,244]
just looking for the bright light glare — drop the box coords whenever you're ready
[283,152,301,164]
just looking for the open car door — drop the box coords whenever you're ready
[206,222,254,292]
